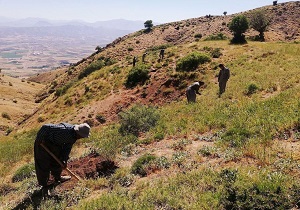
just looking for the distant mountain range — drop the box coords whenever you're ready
[0,17,153,77]
[0,17,146,31]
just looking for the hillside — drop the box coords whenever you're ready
[1,1,300,209]
[0,74,44,136]
[25,1,300,129]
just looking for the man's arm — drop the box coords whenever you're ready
[36,124,50,143]
[60,144,73,164]
[227,68,230,80]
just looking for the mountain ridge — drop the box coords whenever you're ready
[22,1,300,130]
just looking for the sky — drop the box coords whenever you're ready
[0,0,293,23]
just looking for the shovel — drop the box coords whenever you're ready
[40,143,82,181]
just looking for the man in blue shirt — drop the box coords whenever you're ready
[34,122,90,194]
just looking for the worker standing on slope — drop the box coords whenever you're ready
[218,63,230,96]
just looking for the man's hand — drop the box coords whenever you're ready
[62,161,67,169]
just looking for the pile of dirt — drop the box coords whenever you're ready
[68,151,118,179]
[55,152,118,191]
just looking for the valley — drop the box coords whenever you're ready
[0,35,97,77]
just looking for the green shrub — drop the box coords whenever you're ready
[109,66,121,74]
[221,127,251,148]
[78,60,105,79]
[2,112,11,120]
[176,52,211,72]
[145,44,173,52]
[154,132,164,140]
[198,146,214,157]
[119,104,160,136]
[125,65,150,88]
[245,83,259,95]
[131,154,156,176]
[12,163,35,182]
[204,33,227,41]
[37,116,45,122]
[155,156,170,169]
[55,81,75,97]
[109,168,134,187]
[211,48,223,58]
[194,33,202,39]
[219,169,298,210]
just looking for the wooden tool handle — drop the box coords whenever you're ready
[40,143,82,181]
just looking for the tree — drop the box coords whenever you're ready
[228,15,249,44]
[223,11,227,16]
[144,20,153,32]
[249,10,270,41]
[95,45,103,52]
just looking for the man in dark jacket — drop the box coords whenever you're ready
[34,122,90,194]
[218,64,230,96]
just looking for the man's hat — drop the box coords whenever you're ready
[74,123,90,138]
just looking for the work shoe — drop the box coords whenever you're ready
[55,175,71,183]
[41,186,51,199]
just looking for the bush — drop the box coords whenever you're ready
[131,154,156,176]
[1,112,11,120]
[55,81,74,97]
[221,127,251,148]
[125,65,150,88]
[211,48,223,58]
[176,52,211,72]
[12,163,35,182]
[145,44,173,52]
[78,60,105,79]
[194,33,202,39]
[219,169,298,210]
[245,83,259,95]
[119,104,160,136]
[204,33,227,41]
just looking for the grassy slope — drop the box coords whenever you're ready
[0,75,44,135]
[1,40,300,209]
[1,2,300,208]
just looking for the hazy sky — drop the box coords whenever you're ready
[0,0,292,23]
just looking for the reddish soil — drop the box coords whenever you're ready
[57,152,118,190]
[12,152,118,210]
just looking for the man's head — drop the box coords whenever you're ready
[74,123,90,139]
[219,64,225,69]
[198,81,205,86]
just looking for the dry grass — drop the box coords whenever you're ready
[0,74,44,135]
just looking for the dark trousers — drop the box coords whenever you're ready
[219,80,228,95]
[186,89,196,103]
[34,140,62,187]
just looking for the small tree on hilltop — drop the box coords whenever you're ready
[223,11,227,16]
[228,15,249,44]
[95,45,103,52]
[250,10,270,41]
[144,20,153,32]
